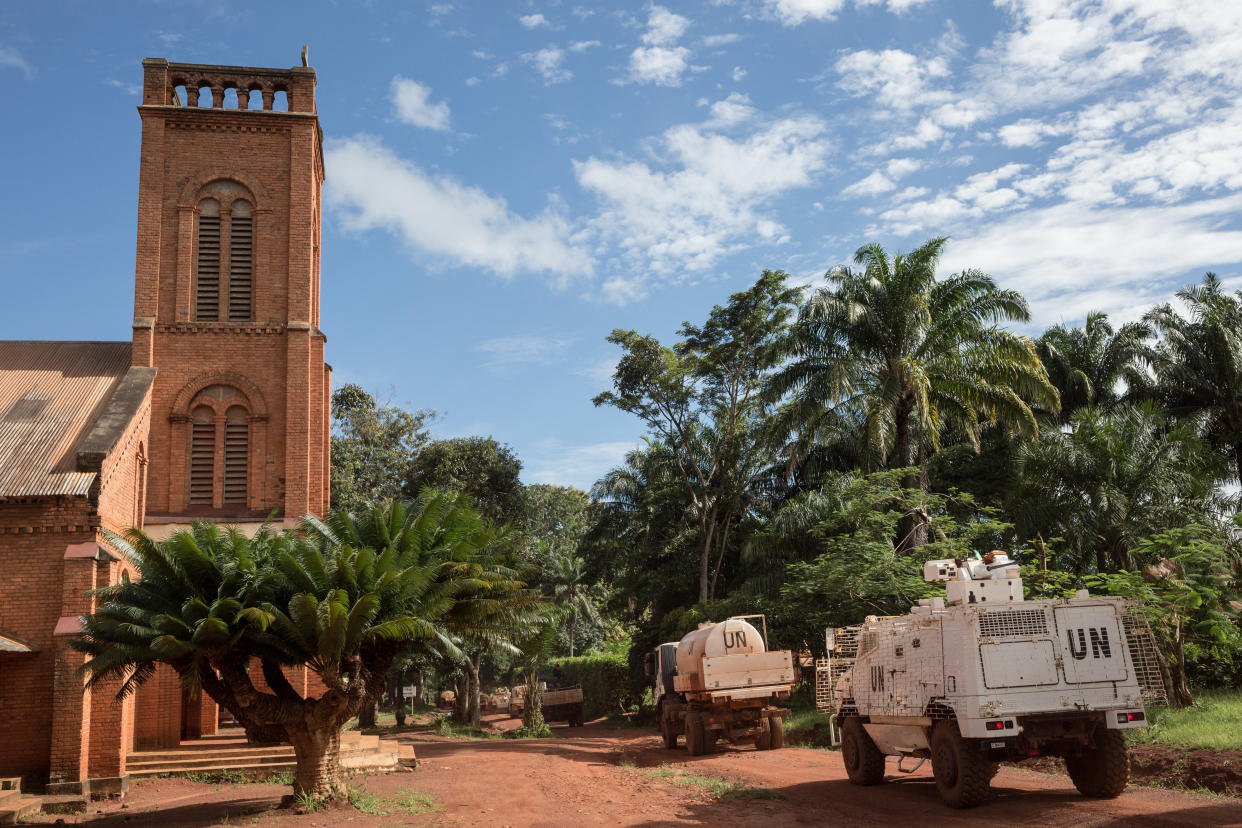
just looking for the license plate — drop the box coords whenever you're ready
[990,741,1006,749]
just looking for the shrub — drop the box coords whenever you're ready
[549,649,631,718]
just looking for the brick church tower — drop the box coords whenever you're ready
[132,59,330,529]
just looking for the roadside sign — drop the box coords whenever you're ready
[402,685,415,699]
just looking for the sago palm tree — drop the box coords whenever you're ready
[765,237,1058,548]
[74,521,452,800]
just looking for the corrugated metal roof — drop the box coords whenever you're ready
[0,341,131,498]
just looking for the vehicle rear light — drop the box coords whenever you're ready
[986,720,1005,730]
[1117,711,1145,723]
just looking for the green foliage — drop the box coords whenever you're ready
[548,648,631,718]
[331,385,433,511]
[405,437,524,524]
[505,722,553,738]
[348,785,439,816]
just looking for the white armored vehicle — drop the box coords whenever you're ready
[826,552,1162,808]
[646,615,794,755]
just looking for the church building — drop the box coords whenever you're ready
[0,55,331,797]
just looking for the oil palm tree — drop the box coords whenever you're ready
[547,553,600,657]
[1145,273,1242,490]
[1036,311,1151,422]
[1012,402,1220,574]
[765,237,1057,548]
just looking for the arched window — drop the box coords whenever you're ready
[185,386,252,511]
[189,406,215,505]
[195,199,221,321]
[228,201,253,321]
[223,406,249,504]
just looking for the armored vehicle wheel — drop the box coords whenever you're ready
[756,716,773,750]
[931,720,991,809]
[840,717,885,785]
[685,712,708,756]
[661,716,678,749]
[1066,729,1129,798]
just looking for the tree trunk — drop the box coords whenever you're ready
[452,674,468,722]
[464,653,483,728]
[569,608,576,659]
[698,515,716,603]
[357,699,378,729]
[1171,622,1195,708]
[288,725,343,800]
[893,396,925,553]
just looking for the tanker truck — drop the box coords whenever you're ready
[645,615,794,755]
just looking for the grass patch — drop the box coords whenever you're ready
[505,723,553,739]
[1128,689,1242,751]
[348,786,438,816]
[628,764,785,801]
[433,716,501,740]
[183,770,251,786]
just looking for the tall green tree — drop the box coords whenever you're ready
[1013,402,1219,573]
[594,270,802,601]
[521,484,591,562]
[405,437,524,524]
[546,553,600,657]
[330,385,432,511]
[1035,312,1150,421]
[765,237,1057,549]
[1145,273,1242,489]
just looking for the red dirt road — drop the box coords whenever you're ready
[35,717,1242,827]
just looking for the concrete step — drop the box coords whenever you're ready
[0,793,42,825]
[129,760,297,780]
[128,752,298,772]
[128,746,295,764]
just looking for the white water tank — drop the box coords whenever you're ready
[675,618,765,679]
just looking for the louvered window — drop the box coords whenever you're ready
[196,199,221,321]
[189,407,215,505]
[222,406,248,505]
[228,201,253,321]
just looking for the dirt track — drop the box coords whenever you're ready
[37,716,1242,827]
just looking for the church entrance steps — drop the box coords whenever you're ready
[126,730,410,779]
[0,788,42,825]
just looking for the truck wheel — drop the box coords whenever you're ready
[768,716,785,750]
[1065,729,1129,798]
[756,717,772,750]
[931,720,991,809]
[661,715,678,749]
[685,712,708,756]
[840,717,885,785]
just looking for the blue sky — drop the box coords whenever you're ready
[3,0,1241,491]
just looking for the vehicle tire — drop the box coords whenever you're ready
[768,715,785,750]
[685,712,706,756]
[931,720,991,809]
[840,717,886,786]
[661,715,678,749]
[755,716,772,751]
[1065,729,1129,798]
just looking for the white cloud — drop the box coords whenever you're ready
[704,92,756,128]
[764,0,846,25]
[945,196,1242,324]
[525,46,572,84]
[525,440,640,489]
[519,13,549,29]
[390,76,451,131]
[574,103,830,284]
[643,6,691,46]
[569,40,601,52]
[701,33,742,48]
[842,170,895,197]
[0,46,32,79]
[624,5,694,86]
[105,78,143,97]
[627,46,691,86]
[834,49,950,110]
[325,135,593,280]
[732,65,747,82]
[475,335,571,368]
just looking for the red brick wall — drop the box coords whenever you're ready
[0,500,95,779]
[133,61,329,525]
